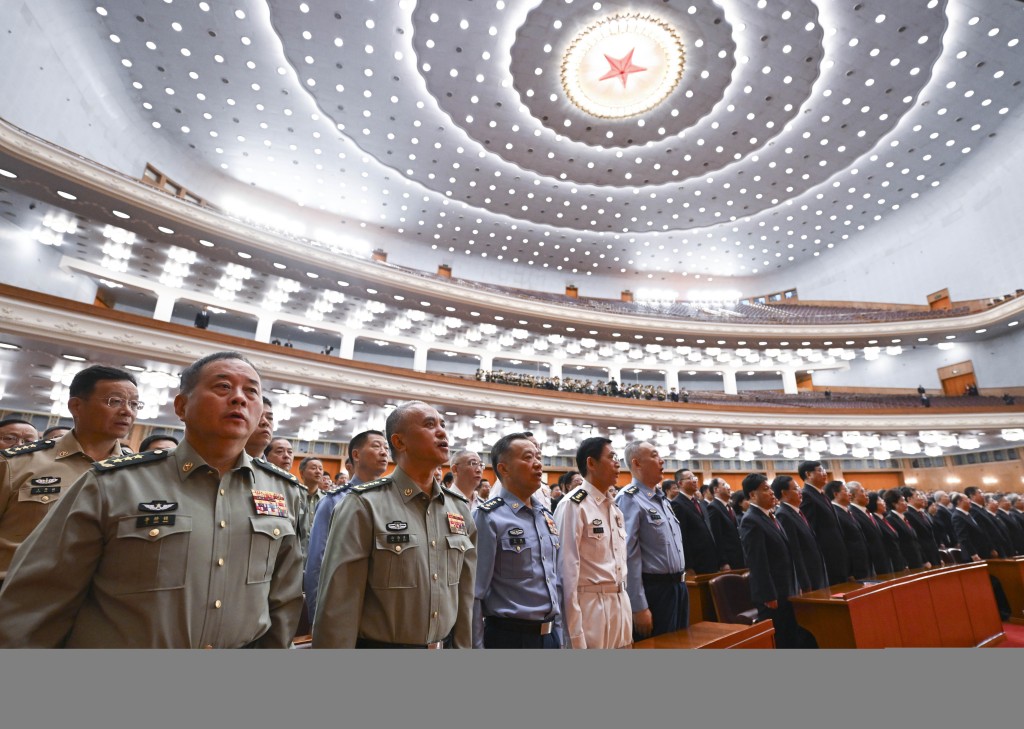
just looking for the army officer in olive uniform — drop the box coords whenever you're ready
[312,401,476,648]
[0,365,139,583]
[0,351,304,648]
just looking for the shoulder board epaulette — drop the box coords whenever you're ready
[443,485,469,503]
[253,458,299,483]
[93,449,171,472]
[478,497,504,513]
[1,439,56,458]
[351,476,391,493]
[324,484,345,495]
[570,488,588,504]
[621,484,639,496]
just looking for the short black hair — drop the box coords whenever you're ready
[673,467,692,481]
[771,475,795,500]
[262,395,272,407]
[963,486,981,499]
[824,480,845,501]
[348,429,385,459]
[299,456,323,473]
[951,493,968,508]
[798,461,821,481]
[0,418,34,428]
[741,472,767,498]
[490,431,533,474]
[264,437,291,456]
[178,351,255,395]
[883,488,902,509]
[384,401,435,459]
[41,425,70,439]
[139,433,179,451]
[69,365,138,399]
[661,478,677,491]
[867,491,882,513]
[576,436,611,478]
[558,470,581,489]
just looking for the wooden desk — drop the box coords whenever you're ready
[790,563,1005,648]
[987,557,1024,625]
[631,620,775,649]
[686,568,749,623]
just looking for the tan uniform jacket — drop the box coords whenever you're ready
[312,466,476,648]
[0,431,126,578]
[0,439,304,648]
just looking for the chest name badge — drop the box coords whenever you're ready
[648,508,662,520]
[447,512,467,535]
[252,490,289,518]
[544,515,559,536]
[386,520,408,532]
[592,517,605,535]
[30,486,61,496]
[139,500,178,513]
[387,534,411,544]
[137,514,175,528]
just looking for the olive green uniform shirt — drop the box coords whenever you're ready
[311,466,476,648]
[0,439,304,648]
[0,431,127,579]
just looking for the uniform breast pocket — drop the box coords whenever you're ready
[247,516,296,584]
[106,516,192,594]
[370,532,420,589]
[496,536,533,579]
[446,534,473,585]
[18,484,62,507]
[644,512,668,540]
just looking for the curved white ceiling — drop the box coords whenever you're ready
[69,0,1023,283]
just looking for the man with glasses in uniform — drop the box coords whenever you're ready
[0,365,139,586]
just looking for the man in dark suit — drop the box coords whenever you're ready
[738,473,815,649]
[951,493,996,562]
[984,496,1015,556]
[669,468,728,574]
[798,461,850,585]
[884,489,925,568]
[965,487,1011,558]
[706,477,745,569]
[826,480,871,579]
[848,482,891,576]
[905,489,941,567]
[872,491,907,572]
[997,495,1024,555]
[772,475,828,592]
[929,490,957,550]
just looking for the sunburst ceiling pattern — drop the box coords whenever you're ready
[75,0,1023,283]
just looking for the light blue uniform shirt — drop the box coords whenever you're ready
[472,492,563,648]
[616,480,685,612]
[303,476,362,622]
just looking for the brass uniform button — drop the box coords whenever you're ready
[214,600,222,609]
[220,520,227,528]
[41,495,49,503]
[149,528,160,537]
[394,545,402,553]
[273,528,281,536]
[432,573,438,581]
[217,558,225,566]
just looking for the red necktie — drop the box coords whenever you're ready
[727,504,736,525]
[769,511,782,530]
[693,496,702,515]
[798,508,810,527]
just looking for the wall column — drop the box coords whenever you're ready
[721,369,738,395]
[413,345,429,373]
[254,317,274,343]
[153,293,176,322]
[781,369,798,395]
[339,332,356,360]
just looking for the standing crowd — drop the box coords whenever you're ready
[0,350,1021,649]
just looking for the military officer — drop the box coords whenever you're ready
[303,429,389,623]
[0,365,139,583]
[553,436,631,649]
[312,401,476,648]
[473,432,562,649]
[0,351,304,648]
[617,441,687,641]
[0,419,39,449]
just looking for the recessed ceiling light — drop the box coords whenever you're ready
[199,239,214,247]
[0,342,21,350]
[62,354,87,362]
[238,251,252,259]
[311,394,328,400]
[0,168,16,179]
[350,399,365,405]
[57,191,77,200]
[123,364,146,372]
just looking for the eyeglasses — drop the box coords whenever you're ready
[99,397,145,412]
[0,434,35,446]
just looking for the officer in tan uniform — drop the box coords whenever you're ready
[0,351,304,648]
[0,365,139,583]
[312,400,476,648]
[553,436,632,648]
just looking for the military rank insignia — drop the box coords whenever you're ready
[447,512,467,535]
[252,490,289,518]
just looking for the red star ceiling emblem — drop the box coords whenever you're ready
[599,48,647,88]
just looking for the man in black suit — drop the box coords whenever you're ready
[669,468,728,574]
[772,475,828,592]
[826,480,873,579]
[984,496,1015,556]
[848,482,891,577]
[706,477,745,569]
[739,473,815,649]
[798,461,850,585]
[951,493,995,562]
[998,495,1024,555]
[965,487,1011,558]
[905,489,941,567]
[929,490,957,549]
